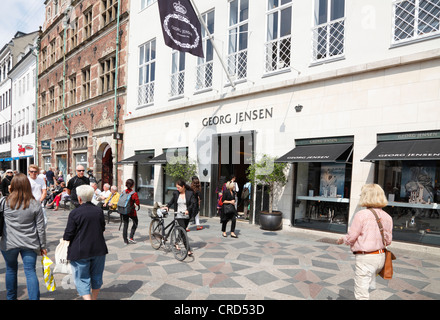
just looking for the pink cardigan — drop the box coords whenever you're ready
[343,208,393,253]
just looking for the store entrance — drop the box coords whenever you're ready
[212,131,254,215]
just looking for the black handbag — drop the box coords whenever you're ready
[223,203,236,215]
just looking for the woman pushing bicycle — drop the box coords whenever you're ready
[163,179,197,256]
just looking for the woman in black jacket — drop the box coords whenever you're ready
[221,181,238,238]
[63,184,108,300]
[164,179,196,256]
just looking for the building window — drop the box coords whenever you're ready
[265,0,292,73]
[49,87,55,114]
[100,56,116,93]
[228,0,249,81]
[58,81,63,111]
[140,0,156,10]
[42,48,47,70]
[40,92,46,118]
[50,39,56,65]
[69,74,77,106]
[170,50,185,97]
[101,0,118,27]
[84,8,93,40]
[138,39,156,106]
[196,9,215,91]
[393,0,440,44]
[70,19,78,50]
[82,67,91,100]
[312,0,345,63]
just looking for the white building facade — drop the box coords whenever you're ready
[9,45,38,173]
[124,0,440,250]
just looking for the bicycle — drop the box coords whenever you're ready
[148,208,190,261]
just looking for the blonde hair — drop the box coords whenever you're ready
[359,184,388,208]
[226,181,235,190]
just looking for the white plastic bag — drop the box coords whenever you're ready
[53,239,72,274]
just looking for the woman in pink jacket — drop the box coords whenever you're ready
[337,184,393,300]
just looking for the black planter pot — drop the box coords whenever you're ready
[259,211,283,231]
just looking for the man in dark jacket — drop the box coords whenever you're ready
[0,169,14,196]
[66,165,90,208]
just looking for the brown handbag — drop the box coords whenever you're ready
[369,208,396,280]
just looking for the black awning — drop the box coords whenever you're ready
[276,143,353,163]
[118,154,152,165]
[361,139,440,162]
[143,153,167,164]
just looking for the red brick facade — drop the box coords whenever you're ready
[37,0,129,187]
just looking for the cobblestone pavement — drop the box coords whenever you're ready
[1,206,440,300]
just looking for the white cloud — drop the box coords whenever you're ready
[0,0,45,47]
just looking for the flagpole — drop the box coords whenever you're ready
[188,0,236,89]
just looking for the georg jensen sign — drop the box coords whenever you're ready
[202,107,273,127]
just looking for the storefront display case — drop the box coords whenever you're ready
[363,132,440,246]
[277,137,354,234]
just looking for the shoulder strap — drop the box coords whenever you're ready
[368,208,386,247]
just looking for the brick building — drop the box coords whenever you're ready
[37,0,129,187]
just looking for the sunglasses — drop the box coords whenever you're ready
[29,170,38,173]
[77,170,85,172]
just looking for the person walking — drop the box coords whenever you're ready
[63,184,108,300]
[66,165,90,209]
[0,169,14,196]
[190,176,203,231]
[221,181,238,238]
[28,165,47,226]
[45,167,55,187]
[121,179,140,245]
[337,184,393,300]
[0,173,47,300]
[164,179,196,256]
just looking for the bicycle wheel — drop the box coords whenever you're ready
[170,226,189,261]
[149,219,163,250]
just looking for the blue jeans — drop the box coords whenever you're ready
[1,248,40,300]
[70,255,106,296]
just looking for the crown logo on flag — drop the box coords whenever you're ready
[173,1,187,15]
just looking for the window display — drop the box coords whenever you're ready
[136,150,155,205]
[294,161,352,233]
[377,160,440,246]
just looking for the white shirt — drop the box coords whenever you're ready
[28,176,47,201]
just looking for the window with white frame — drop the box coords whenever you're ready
[196,9,215,91]
[312,0,345,63]
[140,0,156,10]
[170,50,185,97]
[138,39,156,106]
[228,0,249,81]
[265,0,292,73]
[393,0,440,44]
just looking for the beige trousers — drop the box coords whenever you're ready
[354,253,385,300]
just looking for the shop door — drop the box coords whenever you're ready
[211,131,254,216]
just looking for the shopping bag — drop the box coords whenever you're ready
[41,255,56,291]
[54,239,72,274]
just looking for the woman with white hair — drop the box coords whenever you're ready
[220,181,238,238]
[63,184,108,300]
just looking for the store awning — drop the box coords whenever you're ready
[143,153,167,165]
[361,139,440,162]
[118,154,150,165]
[276,143,353,163]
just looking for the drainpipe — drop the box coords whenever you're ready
[113,0,122,184]
[61,22,70,139]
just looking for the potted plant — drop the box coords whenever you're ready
[246,154,288,230]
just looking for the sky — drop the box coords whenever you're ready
[0,0,46,48]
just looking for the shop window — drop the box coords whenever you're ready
[295,161,352,233]
[377,160,440,246]
[162,147,188,204]
[136,150,155,205]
